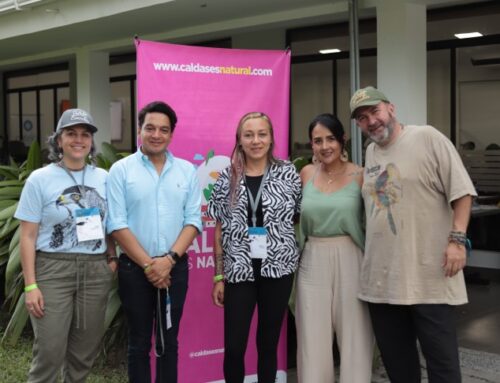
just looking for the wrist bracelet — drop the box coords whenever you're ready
[166,254,176,266]
[24,283,38,292]
[449,238,465,247]
[143,263,152,273]
[466,238,472,251]
[213,274,224,283]
[448,230,468,247]
[448,234,467,245]
[167,250,181,263]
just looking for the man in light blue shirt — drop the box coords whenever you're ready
[107,101,201,383]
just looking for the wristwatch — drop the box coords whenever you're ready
[167,250,182,264]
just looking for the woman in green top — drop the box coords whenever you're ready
[296,113,373,382]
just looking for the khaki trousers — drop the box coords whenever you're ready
[296,236,374,383]
[28,251,113,383]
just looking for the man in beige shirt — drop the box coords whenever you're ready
[351,86,476,383]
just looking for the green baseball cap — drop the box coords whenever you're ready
[350,86,390,118]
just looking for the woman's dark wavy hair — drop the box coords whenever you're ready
[308,113,346,150]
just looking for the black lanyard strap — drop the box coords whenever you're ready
[58,162,88,208]
[244,166,269,227]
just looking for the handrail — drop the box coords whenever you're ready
[0,0,44,13]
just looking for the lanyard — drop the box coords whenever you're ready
[58,162,88,208]
[244,166,268,227]
[155,287,172,358]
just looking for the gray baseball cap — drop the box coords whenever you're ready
[56,108,98,133]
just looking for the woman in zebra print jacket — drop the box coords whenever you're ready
[207,112,302,383]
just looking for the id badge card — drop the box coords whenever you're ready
[75,207,104,242]
[248,227,268,259]
[166,291,172,330]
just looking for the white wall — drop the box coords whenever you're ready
[110,80,134,151]
[427,49,451,137]
[336,56,377,130]
[289,55,376,159]
[459,81,500,149]
[291,61,333,149]
[456,44,500,149]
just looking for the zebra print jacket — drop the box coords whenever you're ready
[207,161,302,283]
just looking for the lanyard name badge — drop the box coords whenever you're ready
[155,287,172,357]
[246,168,268,260]
[166,290,172,330]
[59,163,104,243]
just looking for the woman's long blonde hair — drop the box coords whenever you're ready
[229,112,279,206]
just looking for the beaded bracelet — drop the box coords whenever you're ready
[449,230,467,238]
[448,237,466,247]
[448,230,469,248]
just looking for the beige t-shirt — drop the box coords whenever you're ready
[359,125,477,305]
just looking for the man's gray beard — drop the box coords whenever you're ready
[371,119,395,146]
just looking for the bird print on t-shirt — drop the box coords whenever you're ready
[49,185,106,251]
[368,163,402,235]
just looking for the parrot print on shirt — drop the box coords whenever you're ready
[368,163,402,235]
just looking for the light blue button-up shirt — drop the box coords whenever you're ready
[107,149,202,257]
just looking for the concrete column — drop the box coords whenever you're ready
[68,56,77,109]
[74,48,111,152]
[376,0,427,125]
[0,71,6,161]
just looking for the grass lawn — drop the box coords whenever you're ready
[0,309,127,383]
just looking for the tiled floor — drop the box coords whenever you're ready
[287,267,500,382]
[457,269,500,354]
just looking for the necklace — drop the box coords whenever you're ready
[58,161,86,171]
[322,163,347,184]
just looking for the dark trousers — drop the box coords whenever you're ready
[118,254,188,383]
[224,260,294,383]
[368,303,461,383]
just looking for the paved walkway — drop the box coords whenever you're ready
[287,347,500,382]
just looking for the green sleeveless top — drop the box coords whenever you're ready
[300,177,365,251]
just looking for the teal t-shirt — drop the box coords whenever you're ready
[15,163,108,254]
[300,179,365,250]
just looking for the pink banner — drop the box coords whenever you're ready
[136,40,291,382]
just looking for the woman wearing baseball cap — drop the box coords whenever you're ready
[15,108,116,382]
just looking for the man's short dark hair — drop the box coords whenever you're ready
[138,101,178,132]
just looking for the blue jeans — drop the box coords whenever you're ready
[118,254,189,383]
